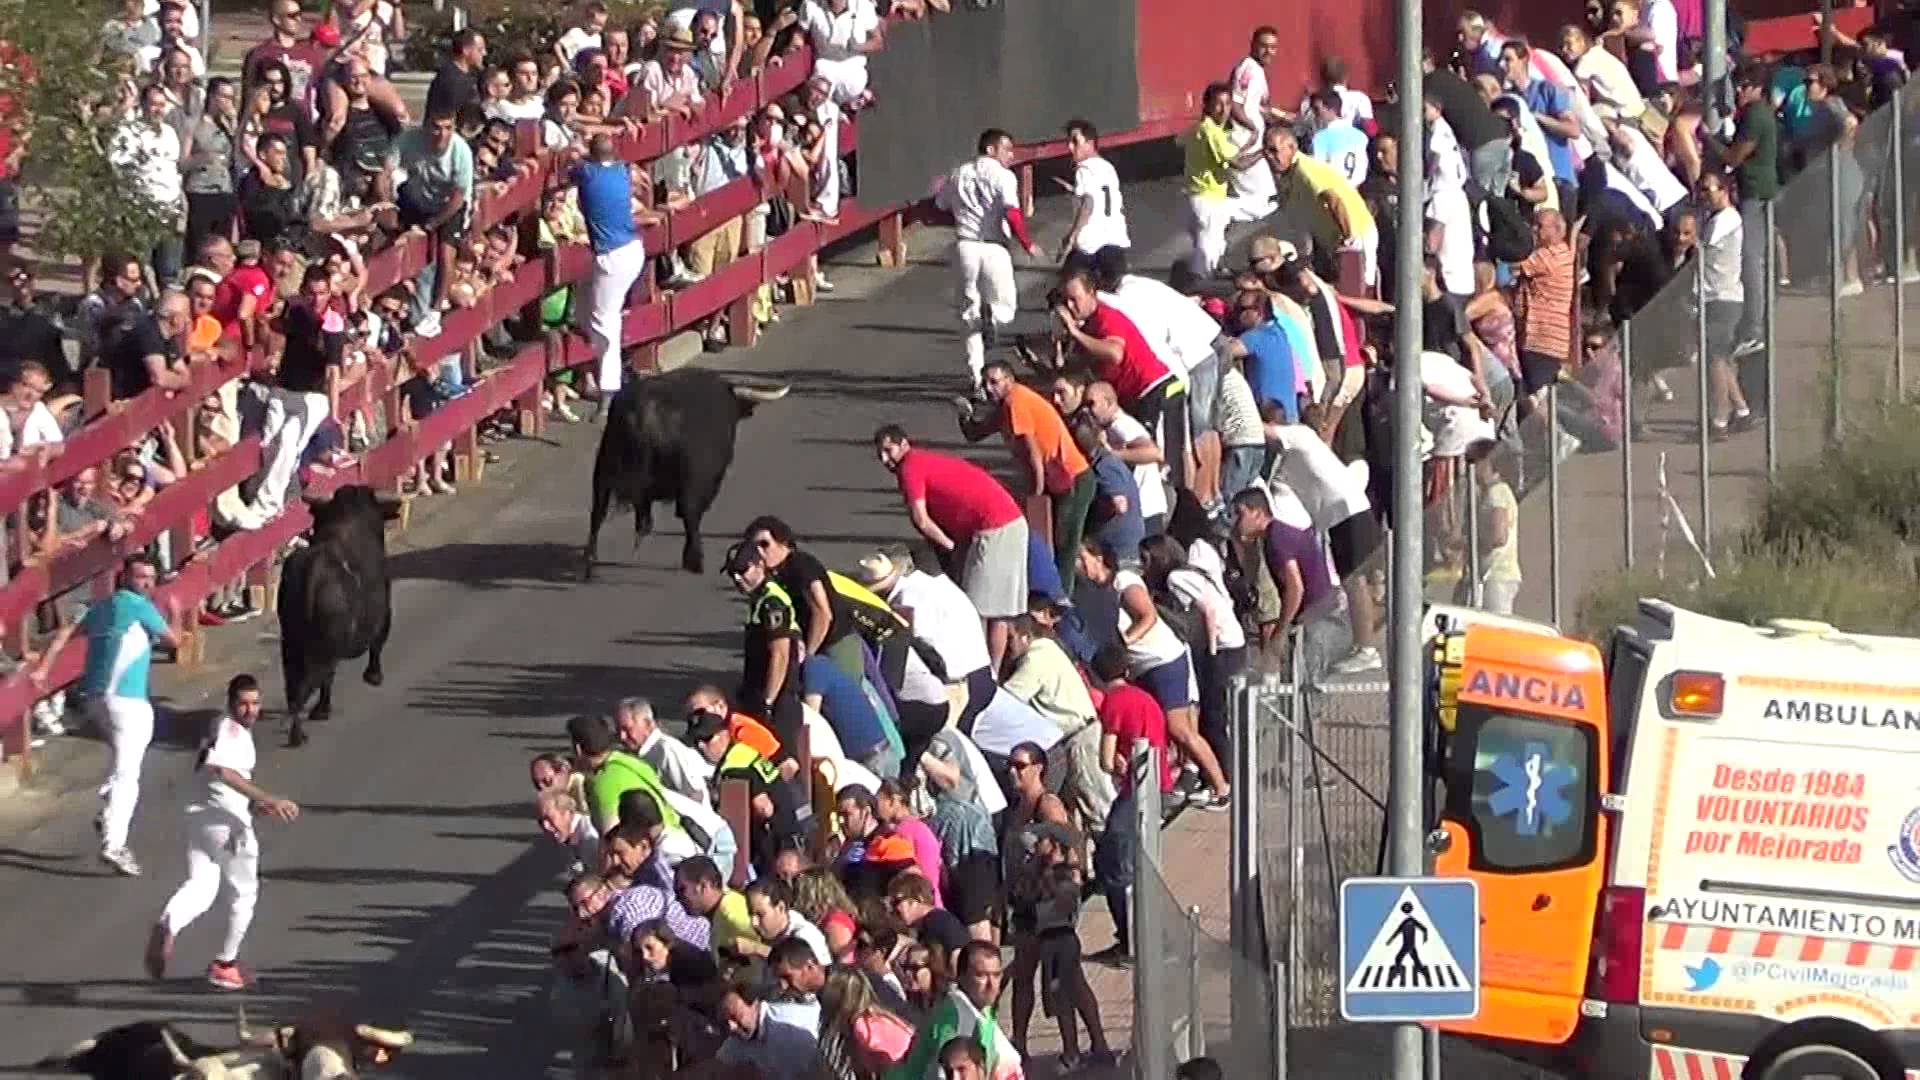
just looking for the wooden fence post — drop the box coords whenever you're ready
[718,777,753,889]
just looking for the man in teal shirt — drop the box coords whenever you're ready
[889,940,1019,1080]
[34,553,180,876]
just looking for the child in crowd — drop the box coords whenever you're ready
[1018,821,1115,1070]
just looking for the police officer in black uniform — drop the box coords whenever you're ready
[723,541,806,758]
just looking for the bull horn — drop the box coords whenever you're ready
[729,383,790,404]
[354,1024,415,1049]
[159,1029,194,1066]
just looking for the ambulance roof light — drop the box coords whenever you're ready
[1667,671,1724,719]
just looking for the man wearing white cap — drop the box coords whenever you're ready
[855,543,998,750]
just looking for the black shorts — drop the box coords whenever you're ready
[1007,901,1038,937]
[1328,511,1383,580]
[946,850,1000,926]
[397,179,471,245]
[1520,349,1563,396]
[1037,926,1082,1003]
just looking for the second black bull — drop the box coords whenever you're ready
[585,369,790,578]
[277,485,402,747]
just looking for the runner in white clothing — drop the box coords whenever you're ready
[1227,27,1283,208]
[1056,119,1130,266]
[936,128,1041,385]
[145,674,299,992]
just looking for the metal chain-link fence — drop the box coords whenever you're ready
[1511,79,1920,626]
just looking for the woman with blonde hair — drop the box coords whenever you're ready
[793,867,860,965]
[816,966,915,1079]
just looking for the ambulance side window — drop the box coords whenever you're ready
[1449,707,1599,873]
[1602,634,1649,792]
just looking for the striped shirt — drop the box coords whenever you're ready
[1515,240,1576,367]
[1214,365,1265,448]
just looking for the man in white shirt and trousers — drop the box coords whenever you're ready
[145,674,300,991]
[937,128,1041,387]
[1056,118,1131,272]
[1228,26,1287,216]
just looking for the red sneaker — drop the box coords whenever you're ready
[206,960,252,991]
[144,922,171,980]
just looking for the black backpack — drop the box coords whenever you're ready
[1482,192,1535,264]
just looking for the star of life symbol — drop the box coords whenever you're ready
[1487,742,1574,836]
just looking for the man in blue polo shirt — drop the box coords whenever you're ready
[800,653,901,780]
[1228,289,1302,422]
[571,132,654,417]
[34,553,181,876]
[1500,40,1579,186]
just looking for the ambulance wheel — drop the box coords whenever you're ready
[1752,1043,1885,1080]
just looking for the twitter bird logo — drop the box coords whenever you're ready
[1685,958,1722,992]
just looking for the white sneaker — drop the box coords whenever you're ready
[1330,647,1383,675]
[1839,279,1866,299]
[100,847,142,877]
[413,312,444,339]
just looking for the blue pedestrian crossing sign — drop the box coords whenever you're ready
[1339,876,1480,1022]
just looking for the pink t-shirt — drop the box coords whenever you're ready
[892,815,946,909]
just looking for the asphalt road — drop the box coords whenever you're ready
[0,158,1214,1076]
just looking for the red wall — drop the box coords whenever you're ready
[1133,0,1588,129]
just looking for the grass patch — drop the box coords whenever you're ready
[1578,404,1920,640]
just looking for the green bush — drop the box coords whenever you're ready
[402,0,666,72]
[1578,404,1920,643]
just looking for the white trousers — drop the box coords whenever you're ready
[584,238,649,396]
[813,55,870,105]
[955,239,1017,380]
[94,695,155,851]
[1344,225,1382,290]
[252,391,329,518]
[1185,195,1232,277]
[161,805,260,964]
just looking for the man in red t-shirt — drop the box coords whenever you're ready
[1053,268,1190,493]
[210,238,275,352]
[873,424,1029,670]
[1088,644,1170,963]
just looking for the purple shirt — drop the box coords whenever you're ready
[1262,520,1334,616]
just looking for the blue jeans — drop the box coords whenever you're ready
[1220,445,1265,503]
[860,743,903,782]
[1094,791,1137,950]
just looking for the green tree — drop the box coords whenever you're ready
[0,0,177,274]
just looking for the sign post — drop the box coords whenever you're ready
[1340,877,1481,1024]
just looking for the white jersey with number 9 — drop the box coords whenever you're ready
[1312,123,1371,187]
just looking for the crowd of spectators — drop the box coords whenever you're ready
[0,0,971,742]
[1167,8,1916,616]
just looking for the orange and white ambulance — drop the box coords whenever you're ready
[1426,600,1920,1080]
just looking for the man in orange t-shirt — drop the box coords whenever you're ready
[978,359,1093,589]
[683,683,791,776]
